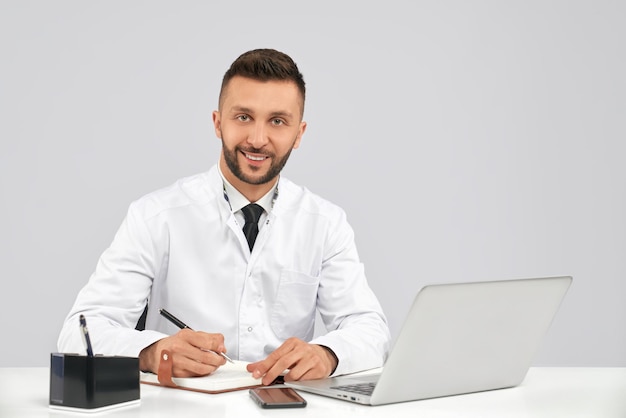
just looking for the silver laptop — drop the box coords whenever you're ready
[287,276,572,406]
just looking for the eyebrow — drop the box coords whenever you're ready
[230,106,295,120]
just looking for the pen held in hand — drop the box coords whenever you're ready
[159,308,234,364]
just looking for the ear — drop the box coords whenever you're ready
[212,111,222,138]
[292,121,307,149]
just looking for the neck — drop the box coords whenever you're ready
[219,156,277,203]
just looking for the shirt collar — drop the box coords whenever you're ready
[218,165,278,215]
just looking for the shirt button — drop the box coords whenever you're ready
[247,327,253,332]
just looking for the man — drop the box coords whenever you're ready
[58,49,390,385]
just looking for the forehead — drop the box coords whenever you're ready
[220,76,304,116]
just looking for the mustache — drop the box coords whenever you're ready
[238,146,274,157]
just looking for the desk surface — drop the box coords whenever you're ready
[0,367,624,417]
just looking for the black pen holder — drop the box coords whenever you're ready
[49,353,140,410]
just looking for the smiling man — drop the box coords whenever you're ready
[58,49,390,385]
[216,73,306,203]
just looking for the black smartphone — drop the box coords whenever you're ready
[249,387,307,409]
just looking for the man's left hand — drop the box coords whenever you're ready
[246,338,338,386]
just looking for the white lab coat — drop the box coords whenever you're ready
[58,165,390,376]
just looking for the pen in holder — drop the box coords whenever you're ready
[49,353,140,411]
[49,315,140,411]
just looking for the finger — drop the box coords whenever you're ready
[171,345,227,377]
[182,329,226,353]
[166,331,227,376]
[246,361,261,374]
[247,350,285,377]
[171,353,222,377]
[259,344,307,385]
[177,330,228,364]
[283,359,323,382]
[280,351,317,382]
[281,345,332,382]
[248,338,299,381]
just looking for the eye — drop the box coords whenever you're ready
[237,115,250,122]
[271,118,284,126]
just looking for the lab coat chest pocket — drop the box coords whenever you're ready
[270,270,319,340]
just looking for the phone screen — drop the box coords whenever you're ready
[249,387,307,409]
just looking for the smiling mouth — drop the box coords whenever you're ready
[242,151,268,162]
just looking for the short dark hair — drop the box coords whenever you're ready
[219,49,306,113]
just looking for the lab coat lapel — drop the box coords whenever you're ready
[211,167,255,258]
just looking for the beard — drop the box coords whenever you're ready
[222,140,294,185]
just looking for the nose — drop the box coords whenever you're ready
[247,121,269,149]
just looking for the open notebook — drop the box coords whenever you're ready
[287,276,572,406]
[141,358,263,394]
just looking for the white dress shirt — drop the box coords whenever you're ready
[58,165,390,376]
[219,165,275,231]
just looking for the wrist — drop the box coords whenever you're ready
[139,341,158,373]
[317,345,339,376]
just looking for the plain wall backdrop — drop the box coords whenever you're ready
[1,0,624,367]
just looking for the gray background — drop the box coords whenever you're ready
[1,1,624,367]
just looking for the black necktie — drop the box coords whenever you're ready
[241,203,264,251]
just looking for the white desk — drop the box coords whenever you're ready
[1,367,624,417]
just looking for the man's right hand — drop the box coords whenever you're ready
[139,328,227,377]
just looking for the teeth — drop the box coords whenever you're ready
[246,153,265,161]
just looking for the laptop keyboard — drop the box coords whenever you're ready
[331,382,377,396]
